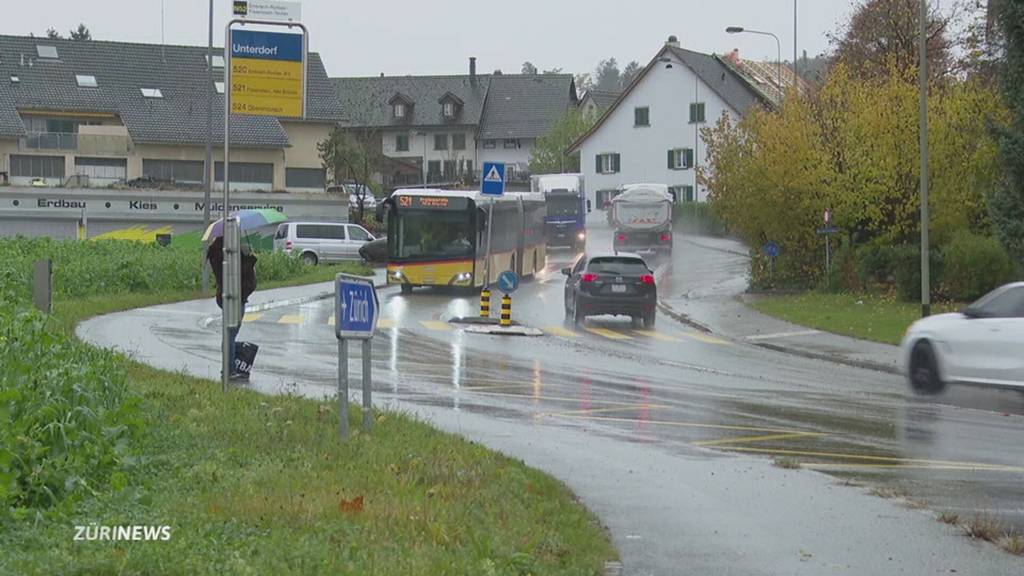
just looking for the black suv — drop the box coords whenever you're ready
[563,253,657,328]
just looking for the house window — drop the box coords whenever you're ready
[596,153,620,174]
[443,102,455,118]
[286,168,326,189]
[75,157,127,180]
[503,138,517,149]
[393,103,406,119]
[214,161,274,184]
[483,139,496,149]
[143,159,204,183]
[11,154,65,178]
[669,185,695,202]
[689,102,706,124]
[140,88,163,98]
[668,148,694,170]
[427,160,441,181]
[434,133,448,150]
[396,134,409,152]
[506,164,516,180]
[443,160,456,179]
[215,82,224,94]
[207,54,225,68]
[452,133,466,150]
[634,106,650,127]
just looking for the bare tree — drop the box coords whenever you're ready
[318,127,384,223]
[69,23,91,41]
[521,61,538,74]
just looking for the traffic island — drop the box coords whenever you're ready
[463,323,545,337]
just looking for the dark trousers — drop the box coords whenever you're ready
[227,301,245,374]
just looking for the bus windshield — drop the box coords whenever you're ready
[546,195,580,217]
[393,210,475,259]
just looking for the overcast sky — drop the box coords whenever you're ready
[2,1,858,77]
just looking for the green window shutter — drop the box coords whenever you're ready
[612,153,621,172]
[684,149,694,169]
[689,103,695,123]
[668,149,675,169]
[596,154,602,173]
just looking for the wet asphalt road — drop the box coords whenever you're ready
[82,214,1024,574]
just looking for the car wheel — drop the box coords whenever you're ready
[400,284,413,294]
[643,311,656,329]
[909,340,945,395]
[301,252,318,266]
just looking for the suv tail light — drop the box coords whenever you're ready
[660,233,671,242]
[617,234,626,242]
[285,240,293,249]
[640,274,655,285]
[581,273,598,283]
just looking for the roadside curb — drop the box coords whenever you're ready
[657,300,714,334]
[681,237,749,258]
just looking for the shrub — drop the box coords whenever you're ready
[820,238,860,293]
[673,202,727,237]
[0,305,140,516]
[892,245,944,302]
[941,230,1017,301]
[857,244,897,286]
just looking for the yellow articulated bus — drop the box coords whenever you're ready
[382,188,546,293]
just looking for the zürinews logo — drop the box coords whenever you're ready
[230,29,302,62]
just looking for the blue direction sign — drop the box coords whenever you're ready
[763,241,780,259]
[335,273,378,340]
[481,162,506,196]
[496,270,519,294]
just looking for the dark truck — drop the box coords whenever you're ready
[531,174,588,251]
[610,184,674,255]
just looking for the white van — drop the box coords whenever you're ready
[273,222,376,265]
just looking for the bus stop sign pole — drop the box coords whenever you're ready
[480,162,506,287]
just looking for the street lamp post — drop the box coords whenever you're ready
[919,0,930,317]
[726,26,782,99]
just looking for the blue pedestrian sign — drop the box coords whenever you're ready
[481,162,506,196]
[763,241,780,259]
[335,273,378,340]
[496,270,519,294]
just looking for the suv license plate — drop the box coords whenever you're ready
[612,284,626,293]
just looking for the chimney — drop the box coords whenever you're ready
[666,35,680,48]
[469,57,477,80]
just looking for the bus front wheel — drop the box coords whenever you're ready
[400,284,413,294]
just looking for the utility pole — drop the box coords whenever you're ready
[202,0,213,293]
[793,0,798,82]
[919,0,930,317]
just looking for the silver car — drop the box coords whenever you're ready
[273,221,376,265]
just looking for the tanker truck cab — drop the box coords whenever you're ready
[532,174,588,252]
[611,184,674,255]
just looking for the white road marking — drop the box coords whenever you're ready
[745,330,822,341]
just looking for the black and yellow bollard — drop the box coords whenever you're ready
[500,294,512,327]
[480,289,491,318]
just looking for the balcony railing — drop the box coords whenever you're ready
[19,131,130,155]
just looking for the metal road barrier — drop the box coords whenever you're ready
[500,294,512,327]
[480,289,491,318]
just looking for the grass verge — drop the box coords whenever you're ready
[749,292,962,345]
[1,269,616,574]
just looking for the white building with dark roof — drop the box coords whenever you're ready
[0,34,345,192]
[331,59,577,189]
[570,36,772,205]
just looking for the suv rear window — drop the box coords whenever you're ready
[274,224,288,240]
[587,257,649,275]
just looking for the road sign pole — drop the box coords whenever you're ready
[484,197,495,287]
[338,338,349,440]
[362,339,372,432]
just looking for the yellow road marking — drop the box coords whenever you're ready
[377,319,395,329]
[692,432,826,447]
[544,326,579,337]
[718,446,1024,471]
[539,404,667,417]
[420,320,451,331]
[551,414,810,434]
[585,327,632,340]
[633,330,680,342]
[278,314,303,324]
[468,390,658,408]
[242,313,264,323]
[679,331,730,345]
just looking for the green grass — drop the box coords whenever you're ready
[749,292,962,345]
[1,260,615,574]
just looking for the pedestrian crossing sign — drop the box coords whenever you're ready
[481,162,506,196]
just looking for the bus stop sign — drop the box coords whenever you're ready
[335,273,378,340]
[481,162,506,196]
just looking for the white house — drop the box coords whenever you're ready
[570,36,771,206]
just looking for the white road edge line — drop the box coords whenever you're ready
[745,330,822,341]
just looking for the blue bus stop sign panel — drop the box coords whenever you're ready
[497,270,519,294]
[481,162,506,196]
[335,274,378,340]
[763,241,780,259]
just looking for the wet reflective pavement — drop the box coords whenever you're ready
[79,215,1024,574]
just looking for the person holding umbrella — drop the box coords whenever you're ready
[203,209,285,380]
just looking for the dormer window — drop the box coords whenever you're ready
[393,103,405,119]
[438,92,464,121]
[388,93,414,121]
